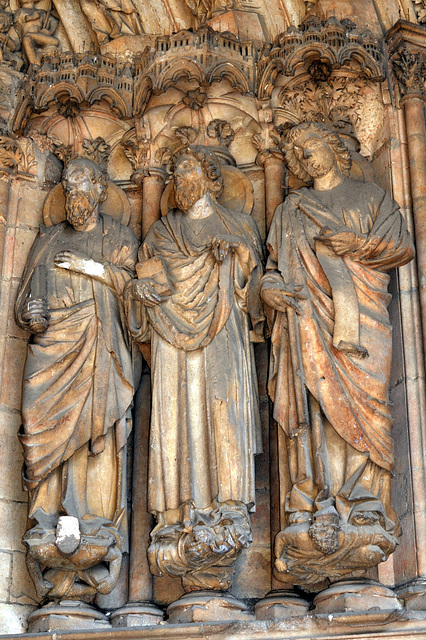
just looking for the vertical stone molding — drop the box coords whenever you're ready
[387,20,426,610]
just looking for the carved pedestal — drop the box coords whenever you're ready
[27,600,111,633]
[255,590,310,620]
[313,580,403,615]
[110,602,164,627]
[166,591,253,624]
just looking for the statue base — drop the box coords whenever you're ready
[110,602,164,626]
[255,589,310,619]
[167,590,253,623]
[27,600,110,633]
[397,578,426,610]
[313,579,403,615]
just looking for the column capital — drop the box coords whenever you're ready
[387,20,426,101]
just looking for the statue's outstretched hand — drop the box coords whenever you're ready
[261,284,306,315]
[54,250,107,279]
[55,250,91,273]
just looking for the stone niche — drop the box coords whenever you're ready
[0,0,425,637]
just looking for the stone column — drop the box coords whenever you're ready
[256,150,286,234]
[0,138,50,633]
[141,167,168,240]
[387,19,426,610]
[110,371,164,627]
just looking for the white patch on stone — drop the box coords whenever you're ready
[56,515,81,554]
[83,259,104,278]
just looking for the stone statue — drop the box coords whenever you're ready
[126,146,264,595]
[13,0,59,66]
[261,123,415,591]
[0,0,24,69]
[80,0,143,45]
[183,0,234,25]
[16,156,140,605]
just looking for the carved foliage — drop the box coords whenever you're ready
[392,47,426,97]
[0,135,37,179]
[274,76,384,153]
[53,136,111,172]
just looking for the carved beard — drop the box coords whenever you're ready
[175,177,208,212]
[65,190,99,228]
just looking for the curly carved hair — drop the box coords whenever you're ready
[282,122,352,183]
[62,157,108,203]
[173,145,224,199]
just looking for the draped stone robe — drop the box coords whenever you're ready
[127,203,264,522]
[16,215,139,540]
[263,178,415,544]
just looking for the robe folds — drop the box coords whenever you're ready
[262,178,414,540]
[126,203,264,517]
[16,215,140,529]
[265,178,414,476]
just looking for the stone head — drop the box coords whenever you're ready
[173,145,224,212]
[0,10,11,31]
[62,157,107,229]
[283,122,352,183]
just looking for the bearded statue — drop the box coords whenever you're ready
[16,156,140,619]
[125,146,264,615]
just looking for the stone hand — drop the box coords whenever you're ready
[314,227,366,255]
[211,234,244,263]
[261,284,306,315]
[35,577,54,599]
[93,572,115,595]
[54,250,104,278]
[132,279,166,307]
[22,298,49,332]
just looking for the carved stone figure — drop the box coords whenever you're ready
[183,0,234,25]
[0,1,23,69]
[126,146,264,593]
[13,0,59,66]
[80,0,143,45]
[261,123,415,590]
[16,156,139,604]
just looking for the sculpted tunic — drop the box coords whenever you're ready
[128,203,264,518]
[264,178,414,533]
[16,215,139,532]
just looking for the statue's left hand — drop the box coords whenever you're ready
[314,228,366,256]
[211,234,247,263]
